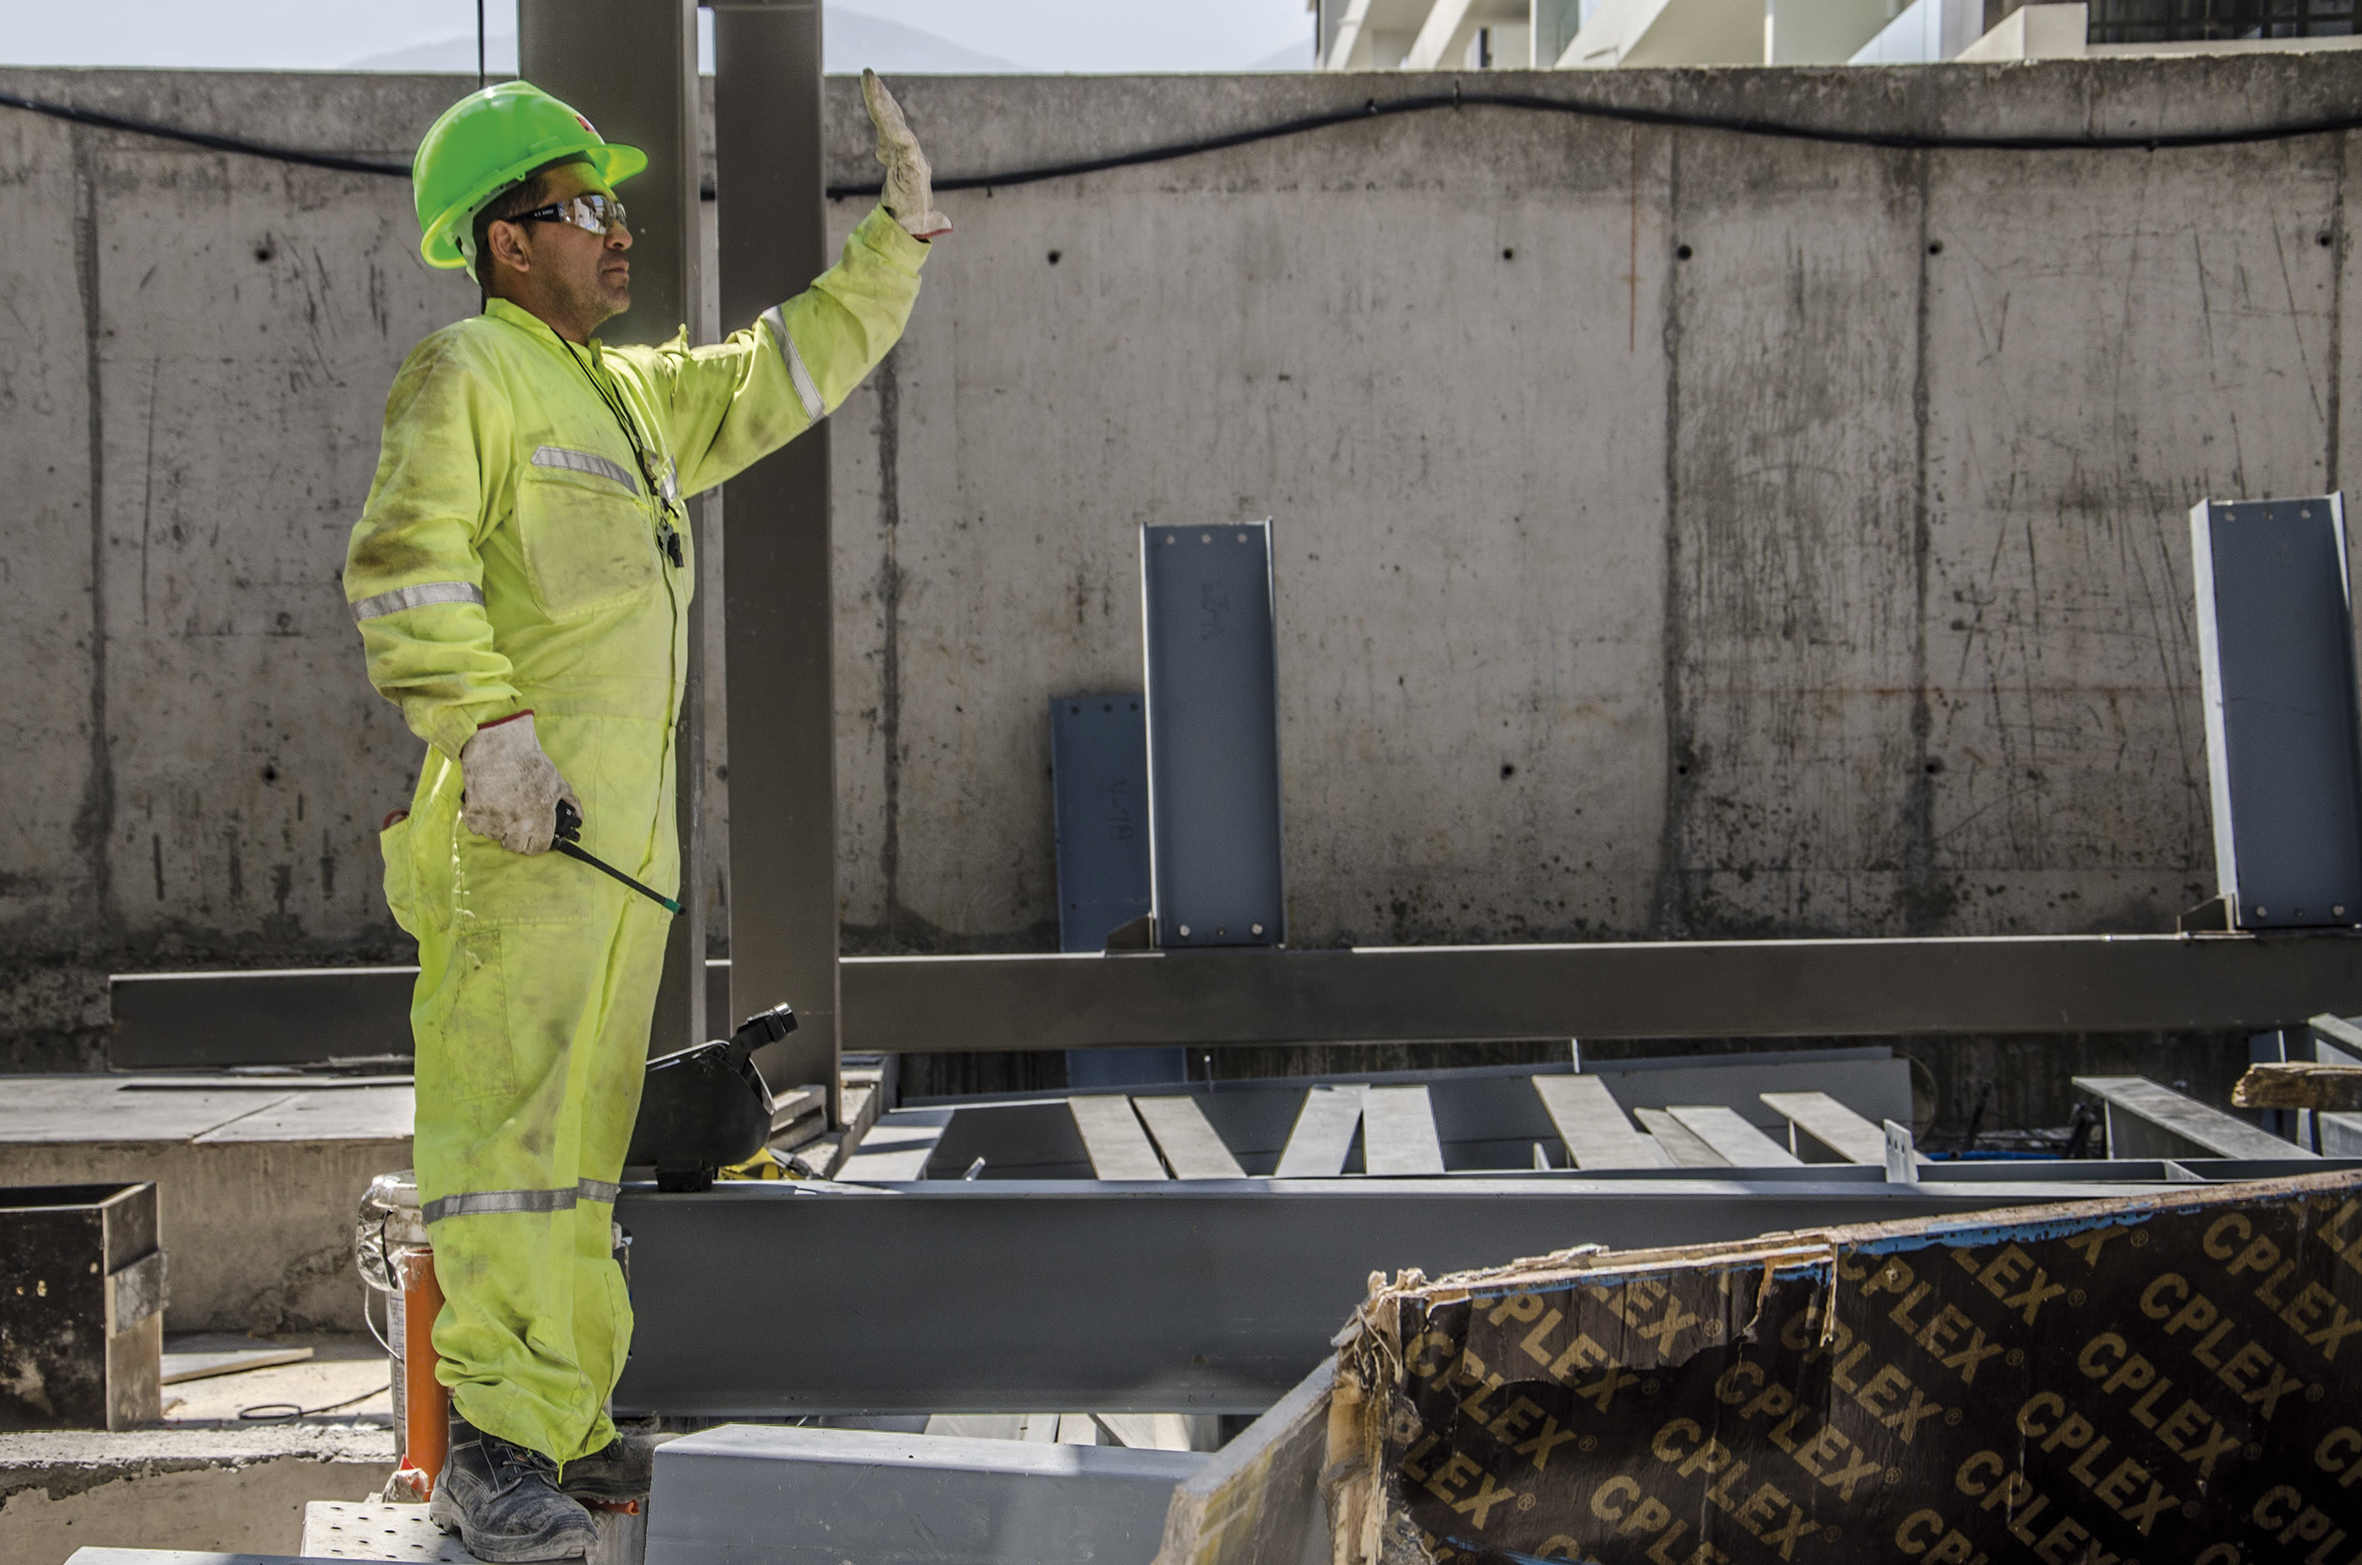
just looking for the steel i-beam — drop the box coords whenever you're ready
[607,1172,2291,1416]
[518,0,709,1054]
[712,0,842,1111]
[107,932,2362,1067]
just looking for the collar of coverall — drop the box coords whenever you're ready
[481,295,609,364]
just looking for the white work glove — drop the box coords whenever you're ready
[863,69,950,241]
[459,712,578,856]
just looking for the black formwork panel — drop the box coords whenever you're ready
[2191,495,2362,929]
[1140,521,1285,948]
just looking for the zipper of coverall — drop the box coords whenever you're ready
[560,338,687,879]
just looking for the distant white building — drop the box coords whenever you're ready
[1310,0,2362,70]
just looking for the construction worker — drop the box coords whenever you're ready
[346,73,946,1562]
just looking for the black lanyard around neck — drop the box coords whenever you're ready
[559,336,684,567]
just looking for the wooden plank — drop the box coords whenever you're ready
[2234,1061,2362,1110]
[1133,1096,1247,1180]
[2074,1075,2308,1161]
[1759,1089,1888,1164]
[1632,1108,1728,1168]
[768,1085,827,1139]
[1665,1105,1800,1166]
[1068,1095,1170,1180]
[1360,1086,1446,1176]
[1532,1075,1671,1169]
[1099,1413,1212,1452]
[1273,1085,1363,1178]
[923,1413,1025,1440]
[2308,1013,2362,1064]
[1152,1356,1334,1565]
[834,1109,951,1182]
[159,1337,314,1385]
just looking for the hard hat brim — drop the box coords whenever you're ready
[420,141,649,270]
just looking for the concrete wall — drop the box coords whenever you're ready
[1,60,2355,1069]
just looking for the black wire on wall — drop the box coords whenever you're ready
[8,80,2362,203]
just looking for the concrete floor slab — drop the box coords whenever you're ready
[160,1338,390,1425]
[1,1423,389,1564]
[0,1081,299,1144]
[191,1094,414,1145]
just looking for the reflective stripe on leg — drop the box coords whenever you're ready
[422,1187,579,1225]
[575,1178,620,1204]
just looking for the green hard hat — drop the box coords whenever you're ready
[412,81,648,270]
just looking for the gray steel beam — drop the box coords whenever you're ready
[2190,496,2362,930]
[712,0,840,1110]
[611,1174,2226,1415]
[838,932,2362,1051]
[106,931,2362,1066]
[519,0,708,1056]
[109,967,416,1067]
[646,1425,1205,1565]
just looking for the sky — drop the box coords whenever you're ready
[0,1,1318,75]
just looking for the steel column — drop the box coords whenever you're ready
[712,0,840,1110]
[519,0,708,1055]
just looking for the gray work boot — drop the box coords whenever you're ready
[429,1414,598,1562]
[559,1433,654,1505]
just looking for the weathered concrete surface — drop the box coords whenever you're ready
[0,62,2354,1078]
[0,1423,388,1562]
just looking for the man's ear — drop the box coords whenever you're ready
[486,219,533,281]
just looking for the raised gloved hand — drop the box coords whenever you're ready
[863,69,950,241]
[460,712,578,855]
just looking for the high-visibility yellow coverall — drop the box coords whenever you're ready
[348,206,926,1465]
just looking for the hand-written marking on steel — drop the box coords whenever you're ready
[1339,1172,2362,1565]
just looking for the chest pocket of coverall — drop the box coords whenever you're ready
[515,444,660,621]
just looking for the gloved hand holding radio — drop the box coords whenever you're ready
[460,712,578,855]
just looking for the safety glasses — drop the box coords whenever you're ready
[513,193,629,238]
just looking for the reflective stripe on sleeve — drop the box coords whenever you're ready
[759,306,826,423]
[531,444,639,491]
[576,1178,621,1204]
[421,1186,578,1225]
[349,580,486,622]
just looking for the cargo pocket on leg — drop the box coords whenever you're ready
[379,811,419,937]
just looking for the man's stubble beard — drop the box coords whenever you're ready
[557,258,629,338]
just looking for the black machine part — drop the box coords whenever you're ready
[625,1005,797,1191]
